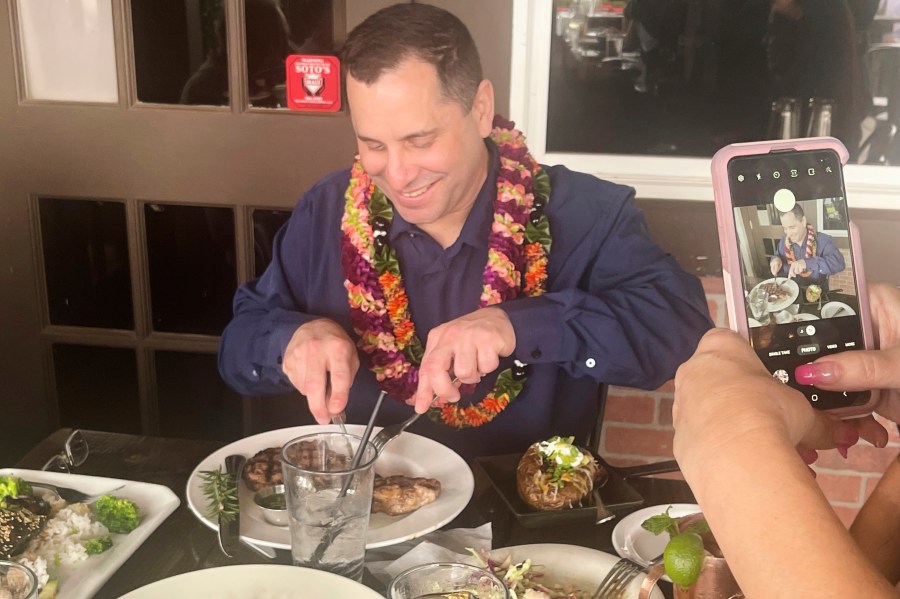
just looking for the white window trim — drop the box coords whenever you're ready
[510,0,900,211]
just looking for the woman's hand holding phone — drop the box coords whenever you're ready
[796,283,900,426]
[711,137,878,416]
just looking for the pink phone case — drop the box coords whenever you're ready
[711,137,879,417]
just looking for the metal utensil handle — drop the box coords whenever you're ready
[337,389,386,499]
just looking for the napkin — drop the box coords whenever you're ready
[365,523,493,586]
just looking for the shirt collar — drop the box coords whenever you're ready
[389,140,499,250]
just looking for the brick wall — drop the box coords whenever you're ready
[829,248,856,295]
[598,275,899,527]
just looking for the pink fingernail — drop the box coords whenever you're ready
[795,362,839,385]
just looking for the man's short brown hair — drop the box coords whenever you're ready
[340,3,483,110]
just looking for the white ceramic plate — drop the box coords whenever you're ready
[611,503,701,582]
[793,312,820,322]
[750,278,800,313]
[186,424,474,549]
[119,564,383,598]
[0,468,180,599]
[821,301,855,319]
[468,543,664,599]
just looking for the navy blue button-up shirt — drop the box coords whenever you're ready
[219,142,712,459]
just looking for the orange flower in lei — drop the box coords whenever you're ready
[340,116,551,428]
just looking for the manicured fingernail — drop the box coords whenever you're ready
[795,362,839,385]
[837,444,850,459]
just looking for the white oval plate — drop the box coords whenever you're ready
[611,504,702,582]
[750,278,799,313]
[793,312,820,322]
[468,544,664,598]
[821,301,855,319]
[186,425,474,549]
[119,564,383,599]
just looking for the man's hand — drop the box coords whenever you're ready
[787,259,807,278]
[770,257,783,277]
[413,307,516,413]
[282,319,359,424]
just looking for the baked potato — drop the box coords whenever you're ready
[516,436,602,511]
[806,284,822,303]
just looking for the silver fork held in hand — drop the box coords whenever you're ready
[371,377,459,453]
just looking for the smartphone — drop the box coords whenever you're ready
[711,137,878,416]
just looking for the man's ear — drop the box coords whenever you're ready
[472,79,495,138]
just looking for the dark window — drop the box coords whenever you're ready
[144,203,236,335]
[251,208,291,277]
[548,0,882,163]
[53,344,141,433]
[155,351,243,441]
[245,0,337,108]
[131,0,228,105]
[39,198,133,329]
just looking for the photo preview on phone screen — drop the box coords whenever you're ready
[726,149,870,410]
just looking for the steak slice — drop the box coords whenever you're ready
[371,475,441,516]
[242,447,283,492]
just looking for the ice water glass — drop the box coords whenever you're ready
[387,562,510,599]
[280,432,376,582]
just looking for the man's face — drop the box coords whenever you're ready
[346,60,494,241]
[780,211,807,244]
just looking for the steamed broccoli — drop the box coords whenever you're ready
[83,535,113,555]
[0,475,33,507]
[93,495,140,534]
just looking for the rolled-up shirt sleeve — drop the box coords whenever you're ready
[499,178,713,390]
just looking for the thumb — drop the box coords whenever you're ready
[795,346,900,391]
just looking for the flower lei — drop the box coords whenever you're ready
[340,115,551,428]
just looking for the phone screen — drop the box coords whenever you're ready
[726,149,870,410]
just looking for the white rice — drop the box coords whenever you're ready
[15,502,109,590]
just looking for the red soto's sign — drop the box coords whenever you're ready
[285,54,341,112]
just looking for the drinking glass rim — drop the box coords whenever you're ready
[279,431,378,474]
[386,562,509,598]
[0,559,39,597]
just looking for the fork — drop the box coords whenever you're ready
[591,557,646,599]
[371,410,422,454]
[371,377,459,453]
[27,481,125,504]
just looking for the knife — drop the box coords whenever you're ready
[218,454,246,558]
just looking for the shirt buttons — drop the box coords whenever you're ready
[251,369,259,378]
[585,358,596,368]
[531,349,542,359]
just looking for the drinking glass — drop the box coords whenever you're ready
[280,432,376,582]
[387,562,510,599]
[0,560,39,599]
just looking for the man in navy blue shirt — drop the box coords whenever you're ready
[218,3,712,459]
[770,203,845,292]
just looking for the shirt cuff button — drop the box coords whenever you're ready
[585,358,596,368]
[531,349,542,359]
